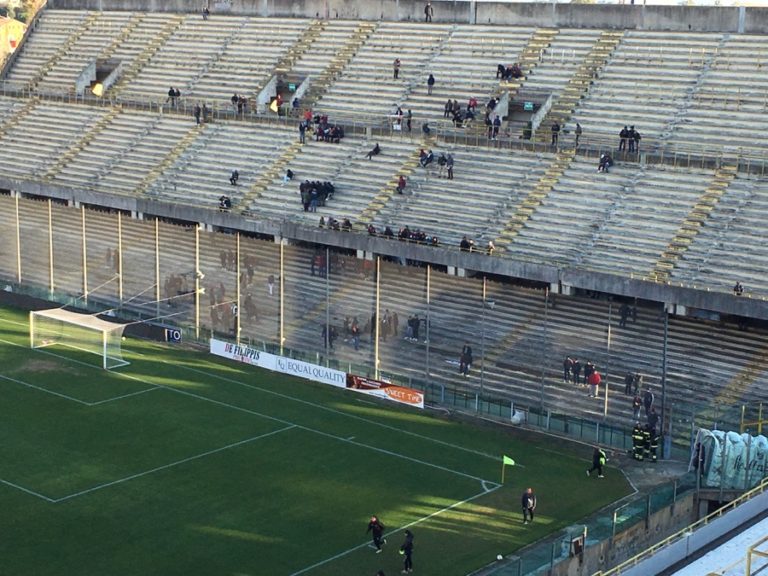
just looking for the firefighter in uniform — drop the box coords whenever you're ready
[650,429,660,463]
[632,422,644,461]
[642,424,652,462]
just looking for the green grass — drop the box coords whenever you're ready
[0,305,631,575]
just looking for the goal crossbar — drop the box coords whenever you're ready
[30,308,129,370]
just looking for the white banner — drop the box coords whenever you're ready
[209,339,346,388]
[274,355,346,388]
[210,339,276,370]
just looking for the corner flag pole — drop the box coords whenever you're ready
[501,455,515,484]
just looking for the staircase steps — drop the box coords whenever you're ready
[108,14,186,100]
[649,165,737,282]
[494,148,575,247]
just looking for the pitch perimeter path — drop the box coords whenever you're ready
[0,308,631,575]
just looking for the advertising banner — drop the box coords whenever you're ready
[210,339,345,388]
[210,339,421,408]
[346,374,424,409]
[209,339,276,371]
[274,355,346,388]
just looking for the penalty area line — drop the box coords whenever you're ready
[289,483,502,576]
[0,478,56,503]
[53,425,296,503]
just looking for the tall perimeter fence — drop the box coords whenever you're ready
[0,193,757,457]
[0,172,766,576]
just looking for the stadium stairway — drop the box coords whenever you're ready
[107,14,186,100]
[0,97,39,140]
[535,30,623,142]
[241,140,305,209]
[186,18,309,104]
[313,22,453,119]
[356,143,424,226]
[273,19,325,75]
[577,164,715,278]
[98,12,145,61]
[482,28,559,124]
[298,21,378,110]
[568,31,723,151]
[134,122,205,197]
[494,147,575,249]
[26,11,101,92]
[649,164,737,283]
[41,107,123,182]
[2,10,91,90]
[669,173,768,294]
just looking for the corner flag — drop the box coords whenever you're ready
[501,455,515,483]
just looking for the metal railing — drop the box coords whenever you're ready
[593,476,768,576]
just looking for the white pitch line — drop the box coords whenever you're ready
[54,425,296,503]
[0,328,500,496]
[0,372,90,405]
[87,386,160,406]
[160,355,502,461]
[0,478,56,503]
[289,483,502,576]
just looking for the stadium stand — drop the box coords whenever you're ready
[1,7,768,441]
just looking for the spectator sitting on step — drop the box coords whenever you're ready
[422,121,431,136]
[218,195,231,211]
[496,63,506,79]
[468,96,478,111]
[460,236,473,252]
[365,142,381,160]
[229,170,239,185]
[734,281,744,296]
[284,169,294,183]
[384,226,394,238]
[367,224,377,236]
[420,149,434,168]
[510,63,522,79]
[597,152,614,173]
[342,218,352,232]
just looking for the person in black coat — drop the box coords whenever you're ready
[401,529,414,573]
[586,446,607,478]
[366,515,386,553]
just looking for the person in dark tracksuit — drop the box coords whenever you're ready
[367,516,386,553]
[586,446,606,478]
[521,487,536,524]
[401,529,414,573]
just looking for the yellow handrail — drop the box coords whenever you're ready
[593,476,768,576]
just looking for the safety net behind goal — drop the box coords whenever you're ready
[29,308,129,370]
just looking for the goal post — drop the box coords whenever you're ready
[30,308,129,370]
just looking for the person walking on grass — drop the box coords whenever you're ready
[586,446,607,478]
[400,529,414,573]
[367,515,387,553]
[521,487,536,524]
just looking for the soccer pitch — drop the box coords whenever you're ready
[0,305,631,576]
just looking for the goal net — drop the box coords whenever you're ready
[29,308,129,370]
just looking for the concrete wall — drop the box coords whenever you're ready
[6,174,768,322]
[44,0,768,34]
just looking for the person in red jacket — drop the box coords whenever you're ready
[588,370,601,398]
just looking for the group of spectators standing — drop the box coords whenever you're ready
[562,356,602,397]
[299,180,335,212]
[298,113,345,144]
[230,93,249,114]
[618,126,642,152]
